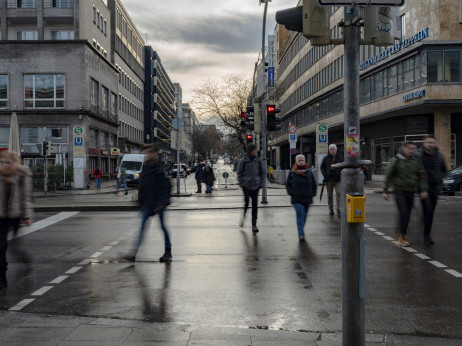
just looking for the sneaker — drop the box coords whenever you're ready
[299,235,305,241]
[329,209,334,215]
[398,234,410,247]
[159,250,172,262]
[0,274,7,289]
[252,226,259,233]
[124,191,128,195]
[424,236,434,246]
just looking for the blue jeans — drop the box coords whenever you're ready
[293,203,309,237]
[206,184,212,193]
[95,177,101,189]
[116,178,128,193]
[135,207,171,254]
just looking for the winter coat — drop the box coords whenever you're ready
[286,169,317,205]
[138,161,171,211]
[202,168,215,186]
[320,153,342,182]
[383,153,428,193]
[415,148,447,186]
[0,165,33,220]
[195,163,204,180]
[237,155,265,191]
[93,168,102,178]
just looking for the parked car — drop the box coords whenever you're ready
[441,165,462,196]
[172,164,187,178]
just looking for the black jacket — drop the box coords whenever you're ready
[138,161,171,210]
[321,153,342,182]
[195,163,204,180]
[202,168,215,185]
[415,148,447,186]
[286,170,317,205]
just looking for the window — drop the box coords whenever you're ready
[103,20,107,35]
[10,0,37,8]
[0,75,7,108]
[110,92,117,115]
[93,6,96,23]
[427,51,443,82]
[45,127,68,143]
[21,127,39,144]
[51,30,74,40]
[101,86,109,112]
[97,11,100,28]
[17,31,38,40]
[444,51,460,82]
[89,128,97,148]
[0,128,10,144]
[49,0,74,8]
[24,74,65,108]
[90,79,98,108]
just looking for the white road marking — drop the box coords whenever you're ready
[415,253,431,260]
[445,269,462,278]
[108,241,119,246]
[8,212,80,240]
[66,266,82,274]
[383,236,394,241]
[50,276,69,284]
[364,224,370,228]
[78,259,91,265]
[375,232,385,236]
[402,247,418,253]
[428,261,447,268]
[100,246,113,251]
[368,228,378,232]
[31,286,54,296]
[90,252,104,258]
[9,299,35,311]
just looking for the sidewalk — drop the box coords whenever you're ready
[2,311,461,345]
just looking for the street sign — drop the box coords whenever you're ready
[268,67,275,87]
[289,133,297,142]
[222,172,229,179]
[316,123,328,153]
[317,123,327,133]
[290,148,296,155]
[73,126,85,137]
[74,136,84,146]
[318,0,404,5]
[290,142,296,149]
[289,125,297,134]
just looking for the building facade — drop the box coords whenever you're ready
[144,47,175,162]
[182,103,195,161]
[273,1,462,175]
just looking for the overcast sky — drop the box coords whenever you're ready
[122,0,297,102]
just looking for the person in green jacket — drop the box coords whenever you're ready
[383,141,428,246]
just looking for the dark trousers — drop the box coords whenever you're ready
[394,191,415,236]
[196,179,202,192]
[421,185,439,237]
[0,218,21,274]
[243,188,259,226]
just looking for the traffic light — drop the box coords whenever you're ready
[240,109,255,131]
[275,0,330,46]
[240,112,247,127]
[246,133,253,144]
[43,141,52,156]
[266,105,281,132]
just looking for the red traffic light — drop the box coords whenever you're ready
[267,105,276,113]
[246,134,253,140]
[240,112,247,119]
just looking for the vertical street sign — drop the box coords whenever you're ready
[268,67,275,87]
[316,123,328,153]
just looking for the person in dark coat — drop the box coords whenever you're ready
[202,164,215,194]
[124,143,172,262]
[415,136,447,246]
[286,154,317,241]
[93,166,102,190]
[195,161,205,193]
[237,144,265,233]
[320,144,342,215]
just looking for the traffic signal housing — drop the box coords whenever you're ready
[43,141,52,156]
[246,133,253,144]
[266,105,281,132]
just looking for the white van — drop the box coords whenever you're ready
[118,154,145,186]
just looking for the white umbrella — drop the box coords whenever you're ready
[8,112,21,157]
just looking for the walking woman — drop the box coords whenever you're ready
[286,154,317,241]
[202,164,215,194]
[0,151,33,288]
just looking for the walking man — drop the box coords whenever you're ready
[237,144,265,233]
[124,143,172,262]
[116,165,128,195]
[93,166,102,190]
[286,155,317,241]
[195,161,205,193]
[321,144,342,215]
[383,142,428,246]
[415,136,447,245]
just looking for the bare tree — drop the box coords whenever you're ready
[192,124,223,160]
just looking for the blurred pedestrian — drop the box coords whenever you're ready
[93,166,102,190]
[415,136,447,246]
[0,151,33,288]
[202,164,216,194]
[237,144,265,233]
[195,161,205,193]
[321,144,342,215]
[116,165,128,195]
[286,155,317,241]
[383,142,428,246]
[123,143,172,262]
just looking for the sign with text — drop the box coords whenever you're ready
[319,0,404,5]
[316,123,328,153]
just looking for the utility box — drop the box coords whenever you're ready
[346,193,366,223]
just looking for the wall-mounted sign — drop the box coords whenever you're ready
[405,117,428,135]
[111,148,120,156]
[89,148,101,155]
[402,89,425,102]
[102,150,109,156]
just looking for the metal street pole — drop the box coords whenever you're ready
[341,7,365,346]
[261,1,268,204]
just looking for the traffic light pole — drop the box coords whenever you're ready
[261,1,268,204]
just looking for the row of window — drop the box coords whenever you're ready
[116,65,143,101]
[92,39,108,58]
[4,0,74,8]
[14,30,74,40]
[92,5,108,36]
[115,7,143,62]
[88,128,117,150]
[90,78,117,116]
[118,121,143,143]
[119,93,142,122]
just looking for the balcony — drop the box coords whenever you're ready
[44,0,74,8]
[7,0,37,8]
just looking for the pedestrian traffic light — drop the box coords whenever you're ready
[240,112,248,127]
[266,105,281,132]
[246,133,253,143]
[275,0,330,46]
[43,141,52,156]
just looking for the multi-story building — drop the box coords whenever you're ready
[107,0,144,154]
[182,103,196,161]
[0,0,120,182]
[273,1,462,176]
[144,47,175,162]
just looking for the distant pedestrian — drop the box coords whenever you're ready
[237,144,265,233]
[93,166,102,190]
[116,166,128,195]
[286,155,317,241]
[321,144,342,215]
[202,164,215,194]
[415,136,447,246]
[0,152,34,288]
[383,142,428,246]
[123,143,172,262]
[195,161,205,193]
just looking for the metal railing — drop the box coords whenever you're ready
[7,0,37,8]
[44,0,74,8]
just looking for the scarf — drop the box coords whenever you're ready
[292,163,309,175]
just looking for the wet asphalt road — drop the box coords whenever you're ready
[1,163,461,339]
